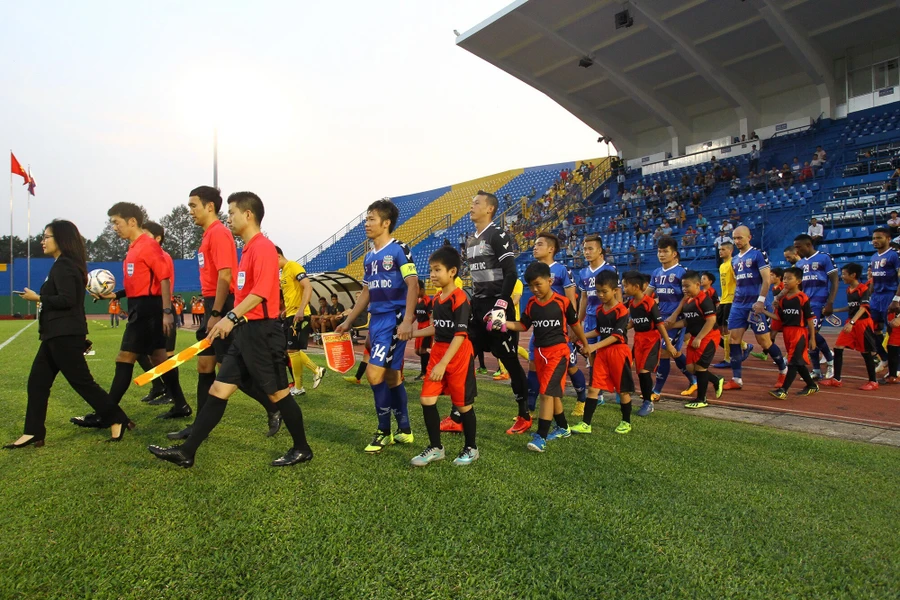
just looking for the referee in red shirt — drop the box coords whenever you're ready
[167,186,281,441]
[150,192,312,468]
[73,202,189,427]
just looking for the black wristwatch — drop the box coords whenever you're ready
[225,311,242,326]
[163,308,174,315]
[211,309,222,317]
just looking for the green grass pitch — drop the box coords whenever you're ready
[0,320,897,599]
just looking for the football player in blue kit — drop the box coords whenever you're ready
[648,236,697,400]
[525,232,586,414]
[868,228,900,373]
[574,234,619,416]
[793,234,837,379]
[727,226,789,389]
[336,199,418,454]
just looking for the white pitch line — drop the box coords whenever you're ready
[0,320,37,351]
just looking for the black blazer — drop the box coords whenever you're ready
[38,256,89,341]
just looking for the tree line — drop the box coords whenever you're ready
[3,205,231,262]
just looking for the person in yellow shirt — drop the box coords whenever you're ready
[711,241,761,373]
[276,247,326,395]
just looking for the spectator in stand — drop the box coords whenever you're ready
[791,157,801,177]
[443,238,451,247]
[605,253,615,266]
[696,213,709,233]
[694,173,704,187]
[704,171,716,194]
[602,185,611,203]
[713,229,733,266]
[617,171,626,194]
[681,226,697,247]
[458,232,466,254]
[810,152,823,170]
[665,198,678,221]
[720,165,732,183]
[573,213,585,226]
[660,221,673,236]
[887,210,900,236]
[638,219,651,235]
[728,208,741,226]
[652,224,664,241]
[627,245,639,268]
[676,207,687,228]
[807,217,824,245]
[749,144,760,173]
[729,176,741,196]
[750,131,759,140]
[720,220,734,236]
[815,146,827,162]
[560,168,568,183]
[710,156,720,176]
[780,163,793,188]
[799,161,813,182]
[690,191,702,210]
[748,171,760,190]
[608,218,617,234]
[681,173,690,188]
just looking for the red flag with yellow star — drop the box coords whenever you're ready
[10,152,29,181]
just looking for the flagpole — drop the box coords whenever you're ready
[26,166,31,317]
[8,150,13,316]
[213,127,218,189]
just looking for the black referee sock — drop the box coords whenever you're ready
[833,348,844,381]
[862,352,877,382]
[196,371,216,414]
[354,360,367,382]
[422,403,442,449]
[537,418,552,439]
[181,395,227,455]
[137,354,164,395]
[277,395,311,452]
[161,368,187,409]
[244,384,277,413]
[460,408,477,449]
[582,396,599,425]
[638,372,654,402]
[109,362,135,406]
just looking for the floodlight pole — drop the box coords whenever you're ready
[213,128,218,189]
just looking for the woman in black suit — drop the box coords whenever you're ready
[4,220,131,449]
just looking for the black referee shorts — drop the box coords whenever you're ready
[197,295,235,363]
[715,303,732,328]
[120,296,167,355]
[283,314,311,351]
[217,319,289,395]
[165,321,177,353]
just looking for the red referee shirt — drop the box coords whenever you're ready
[163,250,175,291]
[198,220,237,297]
[123,235,172,298]
[236,232,279,321]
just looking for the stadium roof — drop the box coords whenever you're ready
[457,0,900,157]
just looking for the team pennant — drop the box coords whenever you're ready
[134,339,211,386]
[321,332,357,373]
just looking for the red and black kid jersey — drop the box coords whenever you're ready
[775,291,813,328]
[845,283,871,320]
[415,295,433,325]
[236,233,280,321]
[123,234,172,298]
[594,302,629,345]
[628,294,663,334]
[681,289,717,336]
[432,287,470,343]
[522,293,578,348]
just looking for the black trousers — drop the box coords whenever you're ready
[25,335,126,439]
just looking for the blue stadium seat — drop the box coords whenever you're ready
[838,228,854,240]
[818,244,830,254]
[855,226,871,239]
[846,242,862,254]
[825,229,839,242]
[831,243,846,256]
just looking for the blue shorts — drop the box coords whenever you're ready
[583,315,598,345]
[528,334,535,361]
[728,303,770,334]
[810,303,825,331]
[665,326,686,351]
[869,292,892,328]
[368,310,407,370]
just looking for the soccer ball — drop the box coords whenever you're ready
[87,269,116,296]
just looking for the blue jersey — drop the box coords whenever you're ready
[547,262,575,297]
[869,249,900,296]
[796,251,837,306]
[577,261,619,318]
[649,263,686,319]
[363,239,417,314]
[732,247,770,305]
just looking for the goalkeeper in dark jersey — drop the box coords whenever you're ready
[440,191,532,435]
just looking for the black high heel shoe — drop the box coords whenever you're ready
[108,422,128,443]
[4,436,45,449]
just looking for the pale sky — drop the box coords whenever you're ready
[1,1,609,259]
